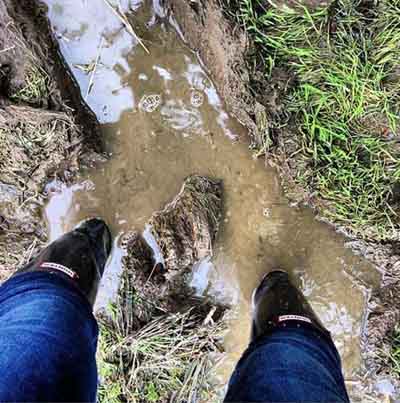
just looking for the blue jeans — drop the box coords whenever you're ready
[224,324,350,402]
[0,272,349,402]
[0,272,98,402]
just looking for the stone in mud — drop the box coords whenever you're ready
[149,175,223,277]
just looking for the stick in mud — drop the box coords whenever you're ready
[102,0,150,54]
[85,37,104,100]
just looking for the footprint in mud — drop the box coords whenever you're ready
[138,94,162,113]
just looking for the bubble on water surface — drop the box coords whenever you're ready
[190,90,204,108]
[139,94,162,112]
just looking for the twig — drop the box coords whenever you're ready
[85,37,104,100]
[0,46,15,53]
[102,0,149,54]
[27,240,37,261]
[145,262,162,284]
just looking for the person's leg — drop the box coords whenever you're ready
[224,271,350,403]
[0,218,111,403]
[0,272,98,402]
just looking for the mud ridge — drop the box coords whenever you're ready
[0,0,103,281]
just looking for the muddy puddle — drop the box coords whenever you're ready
[42,0,380,388]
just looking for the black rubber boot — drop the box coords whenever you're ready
[18,218,112,306]
[251,270,330,343]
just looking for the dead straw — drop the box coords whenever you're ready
[85,37,104,100]
[102,0,150,54]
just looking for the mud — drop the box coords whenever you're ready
[165,0,261,143]
[121,175,224,326]
[168,0,400,390]
[0,0,104,282]
[38,2,388,401]
[120,230,162,325]
[96,176,226,402]
[149,175,223,276]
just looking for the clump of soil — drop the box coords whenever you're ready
[121,175,223,317]
[149,175,223,277]
[120,231,165,325]
[0,0,102,281]
[98,175,226,403]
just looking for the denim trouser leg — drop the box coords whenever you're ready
[0,272,98,402]
[224,326,350,403]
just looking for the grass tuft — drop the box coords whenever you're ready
[97,268,225,403]
[235,0,400,239]
[385,326,400,376]
[10,65,49,104]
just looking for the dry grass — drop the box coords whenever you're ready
[0,106,80,191]
[0,106,81,279]
[97,268,226,403]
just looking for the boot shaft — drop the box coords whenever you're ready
[251,270,329,342]
[19,219,112,305]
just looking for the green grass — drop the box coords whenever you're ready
[386,326,400,376]
[10,65,49,104]
[232,0,400,239]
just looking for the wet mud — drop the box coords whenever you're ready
[39,1,385,399]
[149,175,223,277]
[0,0,102,281]
[120,175,224,327]
[168,0,400,395]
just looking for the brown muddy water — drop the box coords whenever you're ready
[42,0,380,392]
